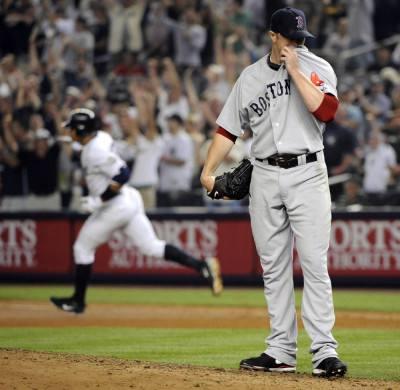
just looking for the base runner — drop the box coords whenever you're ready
[50,108,223,314]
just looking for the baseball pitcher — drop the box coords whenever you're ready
[201,7,347,378]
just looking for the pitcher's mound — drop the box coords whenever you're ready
[1,349,398,390]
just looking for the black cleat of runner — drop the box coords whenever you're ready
[50,296,85,314]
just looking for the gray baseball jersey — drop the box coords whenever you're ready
[216,46,337,157]
[217,46,340,368]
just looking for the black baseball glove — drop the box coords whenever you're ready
[207,159,253,200]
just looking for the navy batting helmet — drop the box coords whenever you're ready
[63,108,97,136]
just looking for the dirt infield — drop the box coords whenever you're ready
[1,300,400,328]
[1,349,399,390]
[1,301,400,389]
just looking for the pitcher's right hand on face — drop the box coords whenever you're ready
[280,45,299,75]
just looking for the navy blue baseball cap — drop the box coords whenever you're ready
[270,7,315,40]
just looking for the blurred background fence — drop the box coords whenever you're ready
[1,209,400,287]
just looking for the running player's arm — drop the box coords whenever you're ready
[281,46,338,122]
[94,152,131,201]
[101,165,130,200]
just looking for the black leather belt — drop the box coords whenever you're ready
[255,152,318,169]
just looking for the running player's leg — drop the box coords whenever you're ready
[51,202,130,312]
[124,212,200,267]
[72,210,121,303]
[285,161,338,367]
[248,164,297,367]
[123,189,222,294]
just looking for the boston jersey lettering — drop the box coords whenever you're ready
[249,79,291,117]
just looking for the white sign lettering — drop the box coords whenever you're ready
[0,220,37,268]
[109,220,218,269]
[294,220,400,272]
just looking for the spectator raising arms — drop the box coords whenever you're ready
[158,114,194,207]
[1,1,400,209]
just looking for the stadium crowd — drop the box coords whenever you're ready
[1,0,400,211]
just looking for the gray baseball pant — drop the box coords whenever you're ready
[249,154,338,368]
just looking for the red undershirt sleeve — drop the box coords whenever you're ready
[312,93,339,122]
[216,126,237,143]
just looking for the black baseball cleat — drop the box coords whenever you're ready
[201,257,223,296]
[50,296,86,314]
[312,357,347,378]
[240,353,296,373]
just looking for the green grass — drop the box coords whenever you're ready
[0,285,399,312]
[1,285,399,381]
[0,327,399,381]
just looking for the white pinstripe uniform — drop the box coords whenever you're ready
[50,123,223,315]
[74,131,166,265]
